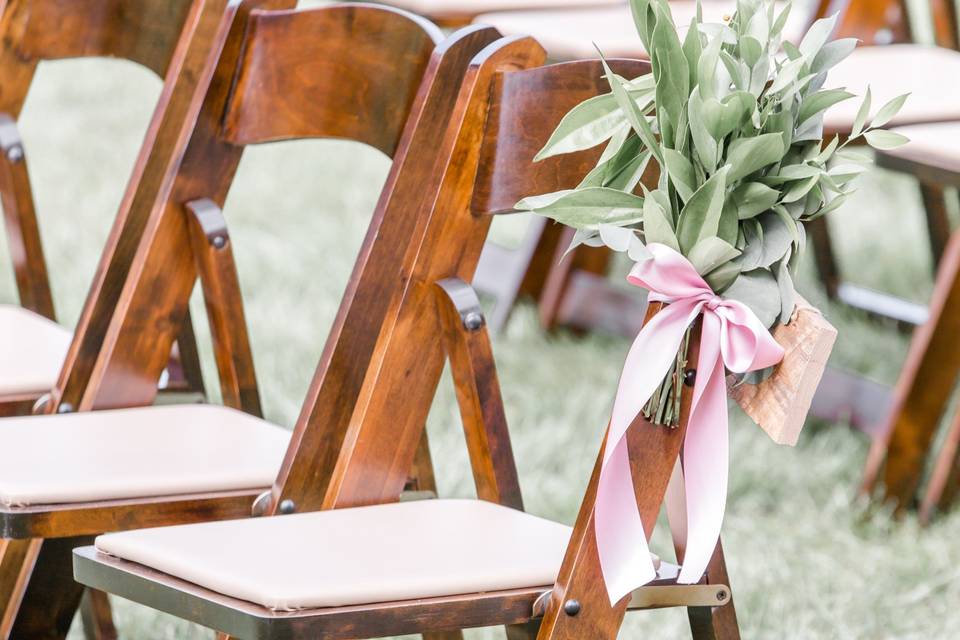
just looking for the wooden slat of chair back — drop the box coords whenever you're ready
[813,0,912,46]
[222,5,442,154]
[472,58,651,215]
[2,0,195,80]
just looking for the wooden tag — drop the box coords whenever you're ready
[728,297,837,446]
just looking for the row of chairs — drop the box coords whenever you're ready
[0,1,740,639]
[392,0,960,525]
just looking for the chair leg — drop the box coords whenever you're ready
[919,405,960,523]
[0,538,40,637]
[808,216,841,298]
[861,230,960,511]
[5,536,90,640]
[686,542,740,640]
[919,182,952,269]
[79,590,117,640]
[506,620,541,639]
[537,227,611,332]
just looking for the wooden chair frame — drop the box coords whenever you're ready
[0,0,230,419]
[74,38,741,639]
[0,4,503,638]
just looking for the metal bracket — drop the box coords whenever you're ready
[436,278,486,331]
[251,490,272,517]
[530,581,730,618]
[0,113,24,163]
[185,198,230,249]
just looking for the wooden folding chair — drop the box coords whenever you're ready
[858,117,960,520]
[0,5,500,637]
[0,0,244,418]
[72,41,744,640]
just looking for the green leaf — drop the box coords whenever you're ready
[725,133,785,182]
[864,129,910,150]
[697,35,723,99]
[851,86,871,138]
[602,61,664,166]
[758,211,794,267]
[767,56,804,94]
[811,38,857,74]
[642,190,680,251]
[781,174,820,203]
[870,93,909,128]
[688,88,718,171]
[535,94,630,161]
[798,89,855,127]
[682,16,703,91]
[650,3,690,145]
[676,166,729,252]
[704,259,742,293]
[702,91,755,140]
[730,181,780,218]
[770,1,793,38]
[689,236,741,275]
[629,0,655,51]
[723,268,781,327]
[798,13,838,60]
[740,35,764,67]
[776,256,796,324]
[663,148,696,202]
[515,187,645,228]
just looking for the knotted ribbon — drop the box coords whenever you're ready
[595,243,784,604]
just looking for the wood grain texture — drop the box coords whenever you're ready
[729,298,838,446]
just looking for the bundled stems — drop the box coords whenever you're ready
[642,327,692,427]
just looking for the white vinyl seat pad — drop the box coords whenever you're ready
[825,45,960,132]
[880,122,960,175]
[0,304,72,396]
[96,499,574,611]
[475,3,806,60]
[389,0,620,17]
[0,404,290,507]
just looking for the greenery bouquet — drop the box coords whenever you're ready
[517,0,907,426]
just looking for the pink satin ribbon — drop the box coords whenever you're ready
[595,243,784,604]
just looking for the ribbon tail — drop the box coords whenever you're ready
[665,457,687,554]
[595,436,657,604]
[677,315,729,584]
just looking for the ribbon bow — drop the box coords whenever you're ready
[595,243,784,604]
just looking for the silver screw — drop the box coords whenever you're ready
[278,499,296,514]
[7,145,23,163]
[463,311,483,331]
[57,403,74,414]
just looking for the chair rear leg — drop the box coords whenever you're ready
[79,589,117,640]
[919,182,952,269]
[808,217,840,298]
[919,406,960,523]
[6,536,91,640]
[685,542,740,640]
[506,621,542,639]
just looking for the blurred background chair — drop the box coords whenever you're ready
[378,0,622,27]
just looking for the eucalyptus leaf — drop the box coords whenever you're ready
[851,86,871,138]
[798,13,838,60]
[758,211,793,267]
[534,93,632,160]
[723,268,781,327]
[730,181,780,218]
[516,187,645,228]
[688,88,718,170]
[811,37,857,74]
[864,129,909,150]
[677,166,729,252]
[725,133,785,181]
[704,259,742,292]
[798,89,854,127]
[870,92,909,128]
[702,91,755,140]
[776,255,796,323]
[663,148,697,201]
[643,191,681,251]
[689,236,741,275]
[602,60,664,165]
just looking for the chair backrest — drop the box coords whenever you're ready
[68,4,502,434]
[819,0,958,49]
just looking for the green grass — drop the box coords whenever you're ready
[1,39,959,640]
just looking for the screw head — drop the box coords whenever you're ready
[563,599,581,616]
[463,311,483,331]
[6,145,23,163]
[57,402,74,414]
[212,235,227,249]
[278,499,296,514]
[683,369,697,387]
[716,590,728,602]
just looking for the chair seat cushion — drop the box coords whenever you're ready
[879,122,960,176]
[0,304,72,396]
[475,3,806,60]
[0,404,290,507]
[824,45,960,133]
[95,499,576,611]
[390,0,619,18]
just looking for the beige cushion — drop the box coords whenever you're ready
[96,499,573,611]
[825,45,960,132]
[880,122,960,176]
[0,304,72,396]
[0,404,289,507]
[389,0,620,17]
[475,3,806,60]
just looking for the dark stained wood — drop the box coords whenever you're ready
[537,226,614,332]
[919,406,960,523]
[919,183,952,270]
[677,539,739,640]
[814,0,911,45]
[0,538,39,636]
[861,229,960,512]
[0,114,55,320]
[186,198,262,417]
[79,589,118,640]
[436,278,523,510]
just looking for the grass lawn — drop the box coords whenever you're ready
[1,22,958,640]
